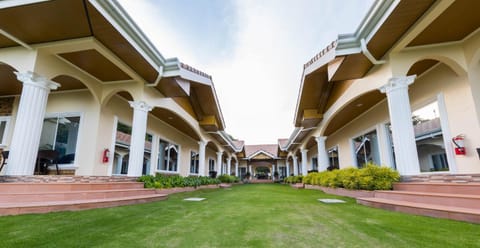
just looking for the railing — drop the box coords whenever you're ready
[303,40,338,69]
[180,63,212,80]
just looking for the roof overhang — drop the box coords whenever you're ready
[289,0,438,151]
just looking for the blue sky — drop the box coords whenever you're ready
[118,0,374,144]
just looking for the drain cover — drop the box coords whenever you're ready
[184,198,206,201]
[318,199,346,203]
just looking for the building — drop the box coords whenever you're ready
[0,0,244,177]
[282,0,480,178]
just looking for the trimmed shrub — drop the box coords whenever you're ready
[284,175,303,184]
[138,174,221,189]
[301,164,399,191]
[218,174,240,183]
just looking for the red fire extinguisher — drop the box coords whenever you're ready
[452,135,466,155]
[102,149,110,163]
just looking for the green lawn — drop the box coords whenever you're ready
[0,184,479,248]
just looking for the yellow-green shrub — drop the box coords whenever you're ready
[302,164,400,191]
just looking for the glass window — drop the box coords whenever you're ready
[327,146,339,170]
[190,151,199,174]
[311,157,318,171]
[412,101,449,172]
[208,158,215,172]
[143,134,153,175]
[158,139,178,172]
[0,116,10,145]
[39,114,80,164]
[113,122,131,175]
[353,130,380,168]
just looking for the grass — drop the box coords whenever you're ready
[0,184,479,247]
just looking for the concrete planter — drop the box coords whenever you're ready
[304,184,375,199]
[155,184,219,195]
[290,183,304,189]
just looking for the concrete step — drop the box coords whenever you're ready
[0,188,157,203]
[393,182,480,195]
[0,182,145,193]
[374,190,480,209]
[357,197,480,224]
[0,194,168,216]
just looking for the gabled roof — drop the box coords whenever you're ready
[245,144,278,159]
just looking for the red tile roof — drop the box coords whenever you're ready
[244,144,279,158]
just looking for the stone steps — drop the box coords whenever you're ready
[373,190,480,209]
[357,197,480,224]
[357,182,480,223]
[0,181,167,216]
[393,182,480,195]
[0,194,168,216]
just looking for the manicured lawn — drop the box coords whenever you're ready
[0,184,479,247]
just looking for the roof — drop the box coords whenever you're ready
[245,144,278,159]
[0,0,238,150]
[286,0,480,151]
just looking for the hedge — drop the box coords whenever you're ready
[298,163,399,190]
[283,175,303,184]
[138,174,221,189]
[217,174,240,183]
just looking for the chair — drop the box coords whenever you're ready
[0,150,8,173]
[36,150,60,175]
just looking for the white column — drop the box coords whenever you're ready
[286,160,290,176]
[315,136,329,172]
[226,157,231,175]
[271,164,275,181]
[198,141,206,176]
[127,101,152,177]
[216,152,223,176]
[379,75,420,175]
[248,165,252,174]
[235,160,239,176]
[293,156,298,176]
[301,149,308,175]
[6,71,60,175]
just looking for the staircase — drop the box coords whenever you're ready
[0,181,168,216]
[357,182,480,223]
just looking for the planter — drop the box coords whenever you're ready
[155,184,219,195]
[290,183,304,189]
[304,184,375,199]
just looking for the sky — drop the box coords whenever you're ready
[118,0,374,145]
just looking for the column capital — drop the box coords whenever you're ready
[15,71,60,90]
[129,101,153,112]
[301,148,308,154]
[198,140,207,147]
[216,151,223,156]
[379,75,416,94]
[315,136,327,143]
[227,157,232,162]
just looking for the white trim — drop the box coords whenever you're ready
[0,0,48,9]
